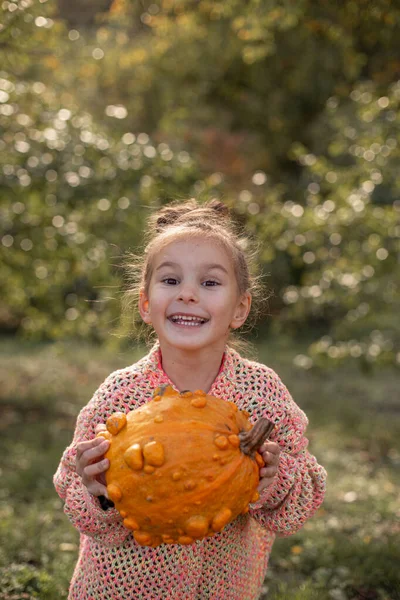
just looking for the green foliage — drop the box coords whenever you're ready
[0,0,399,369]
[267,534,400,600]
[0,563,62,600]
[31,0,400,177]
[0,72,208,342]
[241,79,400,369]
[0,0,60,74]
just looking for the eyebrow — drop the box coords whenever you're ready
[156,261,229,274]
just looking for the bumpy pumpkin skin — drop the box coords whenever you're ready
[98,386,263,547]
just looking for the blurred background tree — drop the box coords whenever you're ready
[0,0,399,369]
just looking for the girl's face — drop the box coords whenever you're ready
[139,238,251,354]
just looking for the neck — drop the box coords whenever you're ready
[158,342,227,393]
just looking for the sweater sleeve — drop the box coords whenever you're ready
[248,371,327,536]
[53,373,133,547]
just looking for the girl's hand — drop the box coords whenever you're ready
[257,440,281,494]
[75,425,109,497]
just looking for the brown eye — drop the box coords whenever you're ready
[203,280,219,287]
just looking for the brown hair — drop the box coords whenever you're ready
[119,199,270,353]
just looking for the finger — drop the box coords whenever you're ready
[76,442,109,475]
[259,441,280,455]
[261,450,280,466]
[257,476,276,493]
[80,440,110,465]
[82,458,110,481]
[76,437,108,459]
[95,423,107,434]
[85,480,109,497]
[260,465,278,478]
[97,471,107,486]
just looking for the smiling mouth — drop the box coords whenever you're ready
[168,315,209,326]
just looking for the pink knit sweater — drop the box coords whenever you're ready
[54,343,326,600]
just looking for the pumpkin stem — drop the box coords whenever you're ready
[239,418,275,456]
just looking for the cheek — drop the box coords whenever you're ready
[149,290,170,313]
[206,295,225,312]
[210,296,237,319]
[215,287,239,308]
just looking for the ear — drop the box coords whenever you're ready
[138,289,152,324]
[230,292,252,329]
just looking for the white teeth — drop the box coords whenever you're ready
[169,315,206,325]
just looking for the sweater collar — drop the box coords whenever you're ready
[142,341,237,398]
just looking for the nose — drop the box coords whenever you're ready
[177,282,198,304]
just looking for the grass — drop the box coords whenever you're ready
[0,335,399,600]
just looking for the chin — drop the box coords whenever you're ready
[161,333,210,352]
[170,340,207,352]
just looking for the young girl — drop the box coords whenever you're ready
[54,199,326,600]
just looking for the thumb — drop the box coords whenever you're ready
[95,423,107,434]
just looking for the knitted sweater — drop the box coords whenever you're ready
[54,343,326,600]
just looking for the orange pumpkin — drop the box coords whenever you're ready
[97,385,273,547]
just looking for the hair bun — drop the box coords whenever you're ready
[207,199,230,219]
[150,198,231,235]
[155,211,179,231]
[152,200,197,232]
